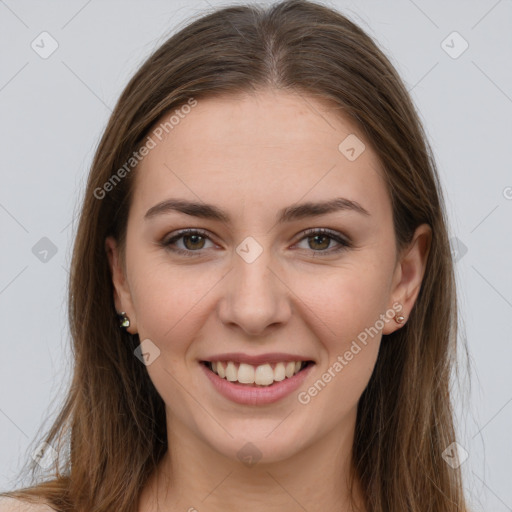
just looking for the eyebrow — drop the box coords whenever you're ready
[144,197,370,223]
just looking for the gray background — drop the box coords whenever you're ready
[1,0,511,510]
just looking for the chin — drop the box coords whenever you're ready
[198,421,312,466]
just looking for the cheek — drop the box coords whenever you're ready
[128,254,220,349]
[293,260,390,379]
[293,259,391,340]
[293,269,387,418]
[129,262,208,405]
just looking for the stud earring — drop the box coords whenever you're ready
[395,313,406,324]
[117,311,130,329]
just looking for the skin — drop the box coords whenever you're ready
[106,88,431,512]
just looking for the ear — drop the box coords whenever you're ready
[382,223,432,335]
[105,236,138,334]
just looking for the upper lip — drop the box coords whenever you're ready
[200,352,315,366]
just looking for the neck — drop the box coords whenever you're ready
[138,407,366,512]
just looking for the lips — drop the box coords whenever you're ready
[200,358,315,405]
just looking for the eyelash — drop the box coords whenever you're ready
[160,228,352,258]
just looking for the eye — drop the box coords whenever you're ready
[294,228,352,255]
[160,227,352,257]
[161,229,215,257]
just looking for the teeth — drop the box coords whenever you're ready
[238,363,255,384]
[226,361,238,382]
[254,364,274,385]
[274,362,286,381]
[207,360,308,386]
[285,362,295,378]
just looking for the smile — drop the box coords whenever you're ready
[202,360,313,386]
[200,359,316,405]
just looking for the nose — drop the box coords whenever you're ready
[217,243,292,337]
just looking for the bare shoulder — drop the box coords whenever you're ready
[0,497,55,512]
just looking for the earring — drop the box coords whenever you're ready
[395,313,406,324]
[117,311,130,328]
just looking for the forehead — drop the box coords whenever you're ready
[131,89,390,222]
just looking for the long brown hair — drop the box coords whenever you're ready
[1,1,471,510]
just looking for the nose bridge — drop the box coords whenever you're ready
[218,235,290,334]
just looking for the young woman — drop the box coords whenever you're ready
[0,1,471,511]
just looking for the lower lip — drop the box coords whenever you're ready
[200,362,314,405]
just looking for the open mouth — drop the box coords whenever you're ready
[201,360,315,387]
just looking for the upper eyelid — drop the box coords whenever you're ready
[163,228,213,243]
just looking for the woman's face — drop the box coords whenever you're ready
[106,89,429,464]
